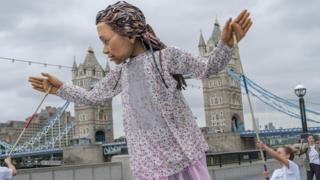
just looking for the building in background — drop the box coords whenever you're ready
[0,106,74,149]
[264,122,276,130]
[71,47,113,145]
[199,18,254,152]
[200,18,245,133]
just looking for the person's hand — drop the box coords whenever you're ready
[4,157,17,176]
[4,157,12,165]
[263,171,269,178]
[221,9,253,47]
[28,73,63,94]
[256,140,266,149]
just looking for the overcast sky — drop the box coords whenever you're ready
[0,0,319,138]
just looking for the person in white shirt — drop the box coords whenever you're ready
[300,135,320,180]
[257,141,301,180]
[0,157,17,180]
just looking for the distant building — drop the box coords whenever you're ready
[198,18,255,152]
[200,18,244,133]
[71,47,113,145]
[264,122,276,130]
[0,106,74,149]
[0,121,24,144]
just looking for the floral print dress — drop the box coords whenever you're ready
[56,40,233,180]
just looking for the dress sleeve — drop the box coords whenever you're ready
[164,40,233,79]
[56,65,123,106]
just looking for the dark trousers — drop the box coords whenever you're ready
[307,163,320,180]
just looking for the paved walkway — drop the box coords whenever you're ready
[244,166,307,180]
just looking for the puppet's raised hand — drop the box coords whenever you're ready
[221,18,233,47]
[28,73,63,94]
[222,9,252,47]
[232,10,252,43]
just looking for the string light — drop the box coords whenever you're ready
[0,56,108,73]
[0,56,72,69]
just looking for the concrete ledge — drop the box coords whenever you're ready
[13,162,123,180]
[63,144,104,165]
[111,155,133,180]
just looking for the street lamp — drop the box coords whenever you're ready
[294,84,308,138]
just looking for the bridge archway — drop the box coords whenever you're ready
[95,130,106,143]
[231,114,244,132]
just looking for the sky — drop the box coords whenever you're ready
[0,0,319,138]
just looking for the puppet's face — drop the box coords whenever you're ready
[97,22,135,64]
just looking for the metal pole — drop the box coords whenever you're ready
[233,33,269,180]
[299,97,308,138]
[8,87,52,156]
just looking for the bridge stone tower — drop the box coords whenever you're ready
[71,47,113,145]
[200,18,245,133]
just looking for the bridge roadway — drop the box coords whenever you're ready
[0,142,127,159]
[0,148,63,159]
[240,127,320,137]
[4,127,320,159]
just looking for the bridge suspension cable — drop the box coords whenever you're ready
[14,101,70,153]
[8,87,52,156]
[227,69,320,123]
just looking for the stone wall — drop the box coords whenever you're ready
[63,144,104,165]
[204,132,255,152]
[13,162,122,180]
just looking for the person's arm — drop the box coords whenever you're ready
[4,157,17,176]
[256,141,289,167]
[56,66,123,106]
[29,65,123,106]
[163,10,252,79]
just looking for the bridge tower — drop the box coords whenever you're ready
[71,47,113,145]
[200,18,245,133]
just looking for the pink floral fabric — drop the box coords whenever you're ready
[57,40,233,179]
[153,155,211,180]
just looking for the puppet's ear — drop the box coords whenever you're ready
[127,36,136,44]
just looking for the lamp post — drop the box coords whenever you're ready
[294,84,308,139]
